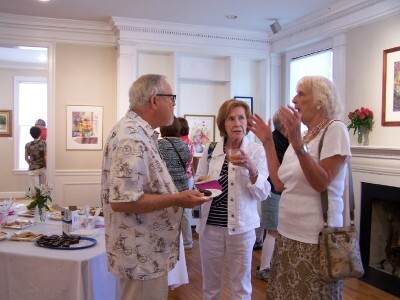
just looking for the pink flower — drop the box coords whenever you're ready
[347,106,374,135]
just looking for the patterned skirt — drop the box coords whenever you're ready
[267,233,342,300]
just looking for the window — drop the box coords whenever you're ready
[289,49,333,101]
[14,77,47,171]
[289,49,332,131]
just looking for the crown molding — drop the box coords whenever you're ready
[111,17,269,52]
[270,0,400,52]
[0,13,115,46]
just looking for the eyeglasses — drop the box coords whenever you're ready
[156,94,176,104]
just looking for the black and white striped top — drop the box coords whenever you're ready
[206,156,228,227]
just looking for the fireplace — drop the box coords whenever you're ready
[359,182,400,297]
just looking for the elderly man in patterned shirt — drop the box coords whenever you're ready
[101,74,209,300]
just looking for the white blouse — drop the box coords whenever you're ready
[277,121,351,244]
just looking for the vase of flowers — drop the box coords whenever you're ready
[190,121,211,155]
[27,184,53,222]
[75,116,93,138]
[347,107,374,146]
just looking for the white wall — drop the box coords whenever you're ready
[1,1,400,205]
[345,13,400,147]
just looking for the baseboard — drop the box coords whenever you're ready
[0,192,26,199]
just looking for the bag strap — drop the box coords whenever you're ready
[318,120,355,227]
[207,141,217,162]
[164,138,186,171]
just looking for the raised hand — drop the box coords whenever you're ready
[248,114,273,145]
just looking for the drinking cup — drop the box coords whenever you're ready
[227,149,241,163]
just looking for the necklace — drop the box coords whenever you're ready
[303,118,330,143]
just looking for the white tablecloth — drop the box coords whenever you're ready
[0,211,189,300]
[0,221,119,300]
[168,233,189,290]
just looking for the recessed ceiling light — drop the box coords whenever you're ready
[226,15,238,20]
[39,0,51,2]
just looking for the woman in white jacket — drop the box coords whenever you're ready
[196,99,271,300]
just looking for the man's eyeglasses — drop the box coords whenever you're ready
[156,94,176,104]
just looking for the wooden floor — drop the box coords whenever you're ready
[168,231,399,300]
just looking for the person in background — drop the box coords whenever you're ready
[253,209,264,250]
[255,110,289,281]
[249,76,351,299]
[158,116,192,288]
[35,119,47,141]
[177,116,194,250]
[158,117,190,194]
[25,126,47,190]
[101,74,210,300]
[195,99,271,300]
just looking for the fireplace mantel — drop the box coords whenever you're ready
[347,146,400,297]
[343,145,400,229]
[351,146,400,160]
[350,146,400,177]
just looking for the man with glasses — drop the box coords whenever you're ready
[101,74,210,300]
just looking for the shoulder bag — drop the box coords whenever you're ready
[317,121,364,281]
[164,138,186,171]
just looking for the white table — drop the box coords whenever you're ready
[0,209,188,300]
[0,220,119,300]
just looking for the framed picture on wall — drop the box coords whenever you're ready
[0,110,12,137]
[184,114,215,157]
[234,96,253,113]
[66,105,103,150]
[382,46,400,126]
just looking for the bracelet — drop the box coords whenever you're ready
[249,170,259,178]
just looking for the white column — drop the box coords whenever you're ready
[269,53,282,120]
[332,33,346,112]
[117,42,137,119]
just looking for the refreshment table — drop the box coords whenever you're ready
[0,202,188,300]
[0,220,119,300]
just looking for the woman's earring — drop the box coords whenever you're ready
[317,106,321,111]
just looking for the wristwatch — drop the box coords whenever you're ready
[296,144,308,155]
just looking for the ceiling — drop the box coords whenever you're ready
[0,0,341,65]
[0,0,339,32]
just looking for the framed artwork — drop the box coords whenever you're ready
[66,105,103,150]
[184,114,215,157]
[234,96,253,113]
[382,46,400,126]
[0,110,12,137]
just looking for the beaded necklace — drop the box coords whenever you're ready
[303,118,330,143]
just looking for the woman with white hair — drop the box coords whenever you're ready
[249,76,351,299]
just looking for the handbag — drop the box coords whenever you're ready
[317,121,364,281]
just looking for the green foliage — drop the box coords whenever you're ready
[347,107,374,135]
[27,184,53,211]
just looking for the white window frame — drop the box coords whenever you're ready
[289,48,333,101]
[284,39,333,105]
[13,76,47,173]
